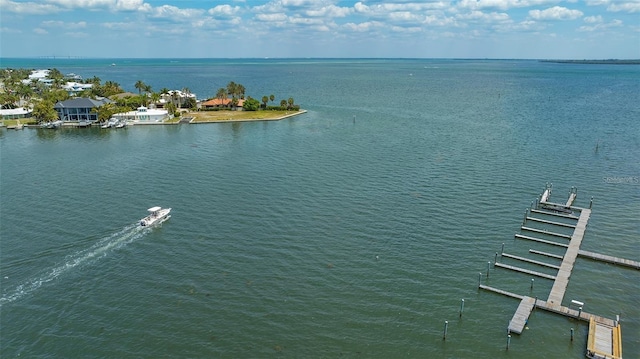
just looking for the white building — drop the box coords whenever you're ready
[112,106,169,123]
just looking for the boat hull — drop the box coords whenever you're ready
[140,208,171,227]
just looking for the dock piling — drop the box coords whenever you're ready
[506,334,511,350]
[487,261,491,277]
[478,272,482,286]
[443,320,448,340]
[530,278,534,291]
[460,299,465,318]
[571,327,574,341]
[495,252,498,264]
[501,243,504,254]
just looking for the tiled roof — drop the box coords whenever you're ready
[54,97,111,109]
[201,98,245,106]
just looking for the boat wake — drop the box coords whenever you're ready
[0,223,147,307]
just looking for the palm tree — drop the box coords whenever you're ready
[150,92,161,108]
[261,96,269,109]
[226,81,237,99]
[237,84,245,99]
[280,99,287,108]
[134,80,146,95]
[182,87,191,108]
[287,97,294,109]
[216,87,227,107]
[270,94,275,103]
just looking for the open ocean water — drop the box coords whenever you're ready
[0,58,638,358]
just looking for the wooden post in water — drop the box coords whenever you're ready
[495,252,498,264]
[478,272,482,286]
[443,321,448,340]
[506,334,511,350]
[589,197,593,209]
[530,278,534,290]
[570,328,574,341]
[487,261,491,277]
[501,243,505,254]
[459,299,465,318]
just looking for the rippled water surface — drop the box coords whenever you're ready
[1,59,639,358]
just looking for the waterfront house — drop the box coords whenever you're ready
[54,97,112,123]
[0,107,32,120]
[62,82,93,96]
[111,106,169,123]
[200,98,245,111]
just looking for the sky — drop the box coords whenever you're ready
[0,0,638,59]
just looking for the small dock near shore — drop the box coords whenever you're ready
[478,184,636,358]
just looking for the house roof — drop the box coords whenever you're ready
[201,98,245,107]
[54,98,111,109]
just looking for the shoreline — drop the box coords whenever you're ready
[186,109,307,124]
[2,110,307,129]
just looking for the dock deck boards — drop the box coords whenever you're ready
[501,252,560,269]
[526,216,576,228]
[494,262,557,280]
[530,208,579,220]
[515,233,569,247]
[508,297,536,334]
[521,226,573,239]
[547,208,590,305]
[578,249,640,270]
[529,249,564,260]
[587,317,622,359]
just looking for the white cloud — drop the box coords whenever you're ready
[457,10,511,22]
[208,4,241,17]
[33,28,48,34]
[41,20,87,29]
[43,0,147,11]
[0,27,22,34]
[578,18,623,31]
[0,0,62,14]
[583,15,603,23]
[305,4,352,18]
[255,13,288,22]
[608,1,640,13]
[529,6,583,20]
[343,21,384,32]
[149,5,203,19]
[457,0,560,11]
[585,0,640,13]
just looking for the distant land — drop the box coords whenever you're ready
[540,59,640,65]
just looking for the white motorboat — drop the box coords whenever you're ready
[140,206,171,227]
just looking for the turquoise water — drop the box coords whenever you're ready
[1,59,639,358]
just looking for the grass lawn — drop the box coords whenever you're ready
[186,110,301,123]
[2,118,37,127]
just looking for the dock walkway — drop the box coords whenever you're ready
[547,208,590,305]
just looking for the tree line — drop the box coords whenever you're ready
[1,68,299,123]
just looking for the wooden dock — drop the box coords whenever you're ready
[547,208,590,305]
[587,317,622,359]
[521,226,573,239]
[478,186,630,357]
[526,216,576,228]
[508,297,536,334]
[494,262,557,280]
[530,208,579,220]
[515,233,568,248]
[501,252,560,269]
[529,249,564,260]
[579,249,640,270]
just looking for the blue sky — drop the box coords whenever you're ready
[1,0,638,59]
